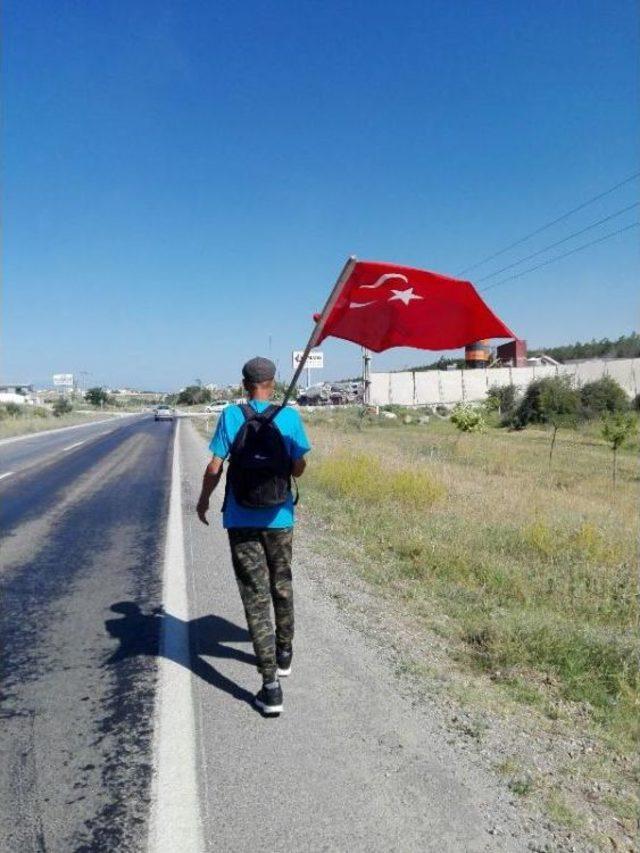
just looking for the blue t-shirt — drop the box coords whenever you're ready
[209,400,311,529]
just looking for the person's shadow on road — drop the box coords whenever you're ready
[104,601,258,709]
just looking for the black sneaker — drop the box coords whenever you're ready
[276,647,293,677]
[254,681,283,715]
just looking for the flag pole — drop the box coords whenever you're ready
[281,255,357,407]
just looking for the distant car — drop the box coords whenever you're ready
[154,404,175,421]
[204,400,230,414]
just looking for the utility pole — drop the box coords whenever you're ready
[80,371,90,398]
[362,348,371,405]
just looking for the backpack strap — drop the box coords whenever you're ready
[239,403,258,421]
[261,403,281,422]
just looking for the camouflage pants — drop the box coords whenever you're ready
[227,527,294,682]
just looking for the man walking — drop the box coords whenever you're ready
[196,357,311,715]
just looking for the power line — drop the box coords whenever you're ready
[479,222,640,293]
[457,172,640,276]
[476,202,639,283]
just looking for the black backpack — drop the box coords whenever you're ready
[226,404,295,509]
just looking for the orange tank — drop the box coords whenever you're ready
[465,339,491,368]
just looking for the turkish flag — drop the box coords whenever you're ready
[315,260,515,352]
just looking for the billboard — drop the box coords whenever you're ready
[53,373,74,387]
[292,350,324,370]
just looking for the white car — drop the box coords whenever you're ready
[204,400,230,414]
[154,404,175,421]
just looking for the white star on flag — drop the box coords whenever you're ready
[388,287,423,306]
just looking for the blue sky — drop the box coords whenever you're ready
[4,0,638,390]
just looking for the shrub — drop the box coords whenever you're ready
[32,407,50,418]
[4,402,23,417]
[486,384,517,417]
[450,404,486,433]
[580,376,628,418]
[177,385,212,405]
[511,376,580,429]
[85,386,110,407]
[53,397,73,417]
[631,393,640,412]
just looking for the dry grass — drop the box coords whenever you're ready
[312,451,444,508]
[191,408,639,841]
[301,410,639,749]
[0,409,117,440]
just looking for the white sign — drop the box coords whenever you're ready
[292,350,324,370]
[53,373,74,387]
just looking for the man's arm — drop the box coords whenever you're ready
[290,410,310,478]
[196,456,224,525]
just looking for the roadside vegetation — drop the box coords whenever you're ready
[175,380,290,407]
[0,401,121,440]
[294,379,638,844]
[191,375,639,842]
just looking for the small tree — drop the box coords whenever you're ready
[272,380,288,401]
[177,385,212,405]
[511,377,580,469]
[600,412,637,487]
[85,386,110,407]
[450,403,486,433]
[580,376,628,418]
[540,380,581,470]
[486,384,517,419]
[53,397,73,417]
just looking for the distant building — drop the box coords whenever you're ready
[496,339,527,367]
[0,384,41,405]
[524,354,561,367]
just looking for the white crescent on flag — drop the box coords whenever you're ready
[349,273,409,308]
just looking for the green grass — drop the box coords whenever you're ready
[312,451,444,508]
[301,411,640,752]
[544,790,584,830]
[191,409,639,838]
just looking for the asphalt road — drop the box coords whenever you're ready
[1,416,529,852]
[1,414,171,851]
[0,415,142,480]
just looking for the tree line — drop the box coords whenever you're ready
[527,332,640,362]
[402,332,640,372]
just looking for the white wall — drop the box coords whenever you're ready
[0,392,28,405]
[369,358,640,406]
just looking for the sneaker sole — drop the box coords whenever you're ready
[254,697,283,715]
[276,666,291,677]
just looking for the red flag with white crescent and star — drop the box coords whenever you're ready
[314,260,515,352]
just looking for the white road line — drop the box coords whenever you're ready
[62,440,86,451]
[148,420,204,853]
[0,471,14,480]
